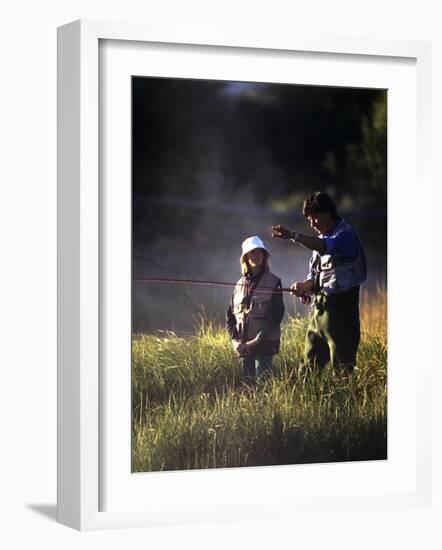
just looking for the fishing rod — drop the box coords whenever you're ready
[133,275,294,295]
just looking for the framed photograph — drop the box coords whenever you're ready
[57,19,432,530]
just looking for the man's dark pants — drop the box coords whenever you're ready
[305,286,360,373]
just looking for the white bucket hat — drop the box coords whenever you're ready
[240,236,270,261]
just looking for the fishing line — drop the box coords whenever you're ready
[133,255,203,314]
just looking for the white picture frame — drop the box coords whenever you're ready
[57,19,433,531]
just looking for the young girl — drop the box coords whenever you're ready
[226,236,285,384]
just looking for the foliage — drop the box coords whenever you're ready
[343,94,387,208]
[132,291,387,472]
[133,80,387,243]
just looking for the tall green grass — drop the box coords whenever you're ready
[132,293,387,472]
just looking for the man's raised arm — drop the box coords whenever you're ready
[271,225,326,255]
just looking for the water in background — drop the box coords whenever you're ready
[132,200,385,334]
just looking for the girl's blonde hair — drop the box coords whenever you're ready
[241,249,270,276]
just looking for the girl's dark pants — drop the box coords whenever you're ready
[305,286,360,373]
[241,354,273,384]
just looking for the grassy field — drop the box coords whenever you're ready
[132,288,387,472]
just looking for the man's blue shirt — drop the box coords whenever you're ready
[307,218,360,281]
[322,219,359,261]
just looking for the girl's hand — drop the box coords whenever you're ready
[245,333,263,352]
[232,340,247,356]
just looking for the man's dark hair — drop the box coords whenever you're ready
[302,192,339,220]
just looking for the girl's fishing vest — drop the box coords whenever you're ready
[232,271,281,342]
[310,220,367,296]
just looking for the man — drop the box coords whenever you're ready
[272,191,367,373]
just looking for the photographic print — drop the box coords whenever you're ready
[131,77,387,473]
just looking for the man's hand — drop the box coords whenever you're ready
[290,280,314,303]
[290,281,307,297]
[271,225,292,239]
